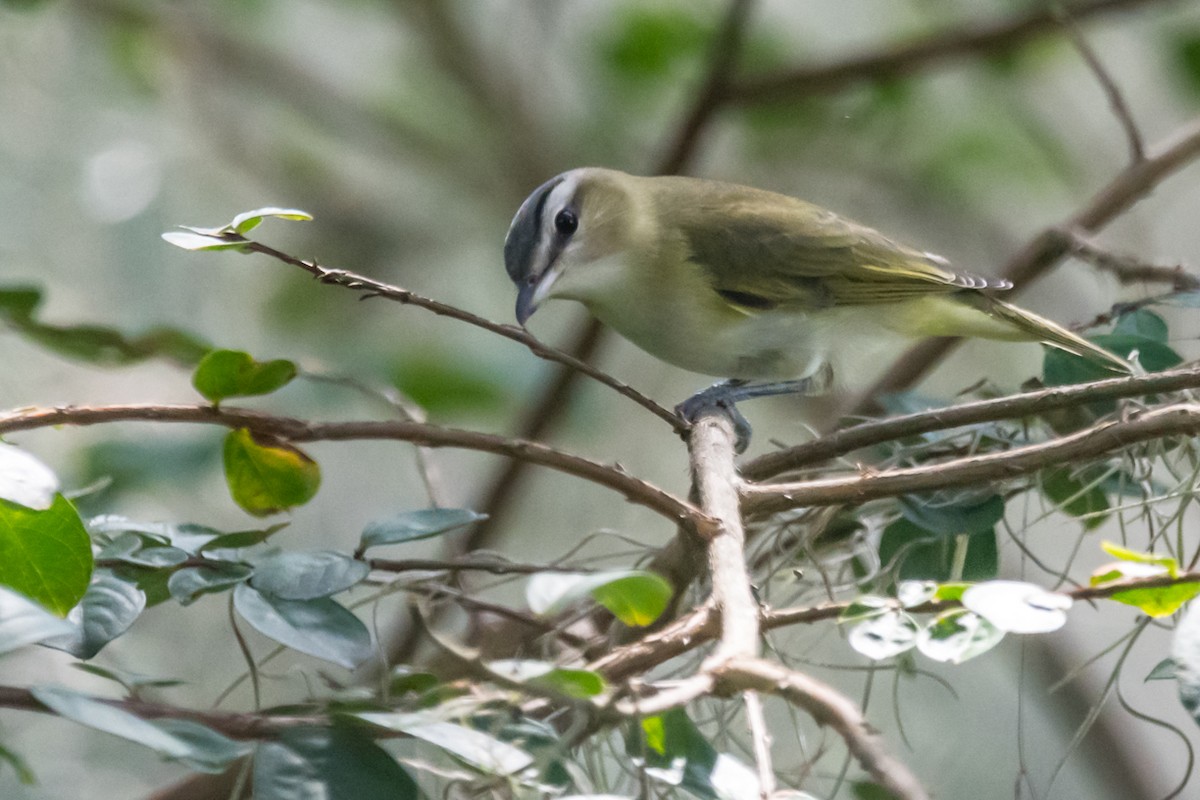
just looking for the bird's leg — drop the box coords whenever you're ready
[675,365,832,454]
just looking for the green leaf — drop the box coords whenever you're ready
[1171,28,1200,100]
[0,587,77,654]
[1044,333,1180,395]
[388,667,439,697]
[250,551,369,600]
[0,495,93,615]
[1146,658,1178,682]
[233,584,372,669]
[359,507,485,551]
[230,207,313,234]
[353,712,534,775]
[1172,601,1200,727]
[1041,466,1109,530]
[487,660,608,698]
[31,685,199,759]
[600,7,710,83]
[962,581,1072,633]
[1112,309,1169,342]
[168,562,254,605]
[0,742,35,785]
[526,570,672,627]
[853,782,902,800]
[161,231,248,252]
[41,572,146,659]
[899,492,1004,537]
[847,610,918,660]
[1100,541,1178,572]
[72,663,184,692]
[153,718,255,773]
[391,356,511,415]
[253,726,416,800]
[223,429,320,516]
[916,609,1004,664]
[629,709,760,800]
[1111,582,1200,618]
[0,285,209,366]
[193,349,296,404]
[878,518,998,582]
[199,523,288,552]
[0,443,59,510]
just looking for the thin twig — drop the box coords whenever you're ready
[234,238,683,431]
[1062,229,1200,290]
[743,403,1200,514]
[1055,3,1145,162]
[0,403,713,535]
[743,690,776,799]
[743,364,1200,480]
[718,657,931,800]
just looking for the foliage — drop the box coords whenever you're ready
[4,2,1200,800]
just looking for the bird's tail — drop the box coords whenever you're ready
[971,295,1131,373]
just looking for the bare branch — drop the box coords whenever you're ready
[743,690,776,799]
[743,403,1200,514]
[856,114,1200,408]
[690,410,761,662]
[717,657,931,800]
[727,0,1171,105]
[0,403,713,535]
[743,364,1200,480]
[235,238,683,431]
[1055,4,1145,162]
[1062,229,1200,290]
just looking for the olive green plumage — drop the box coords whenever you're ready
[504,167,1128,382]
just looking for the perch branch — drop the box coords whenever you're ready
[0,403,713,535]
[743,364,1200,480]
[743,403,1200,514]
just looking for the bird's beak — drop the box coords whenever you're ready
[515,266,561,326]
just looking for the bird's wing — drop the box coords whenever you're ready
[675,187,1006,310]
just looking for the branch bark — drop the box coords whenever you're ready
[743,364,1200,480]
[0,403,712,535]
[743,403,1200,514]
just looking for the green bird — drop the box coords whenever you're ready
[504,168,1127,445]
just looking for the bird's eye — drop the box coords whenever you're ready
[554,209,578,236]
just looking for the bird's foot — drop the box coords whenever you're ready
[675,380,754,454]
[675,367,834,454]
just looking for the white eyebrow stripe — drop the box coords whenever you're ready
[535,172,580,269]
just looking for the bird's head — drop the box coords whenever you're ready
[504,168,639,325]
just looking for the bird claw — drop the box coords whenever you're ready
[675,381,754,454]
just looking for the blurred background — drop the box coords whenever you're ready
[3,0,1200,797]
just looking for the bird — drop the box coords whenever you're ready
[503,167,1128,449]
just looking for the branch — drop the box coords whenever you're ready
[1056,4,1145,163]
[743,364,1200,480]
[0,685,323,739]
[0,403,713,535]
[727,0,1170,104]
[856,114,1200,407]
[743,403,1200,514]
[236,238,682,432]
[689,410,760,662]
[593,568,1200,687]
[717,657,930,800]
